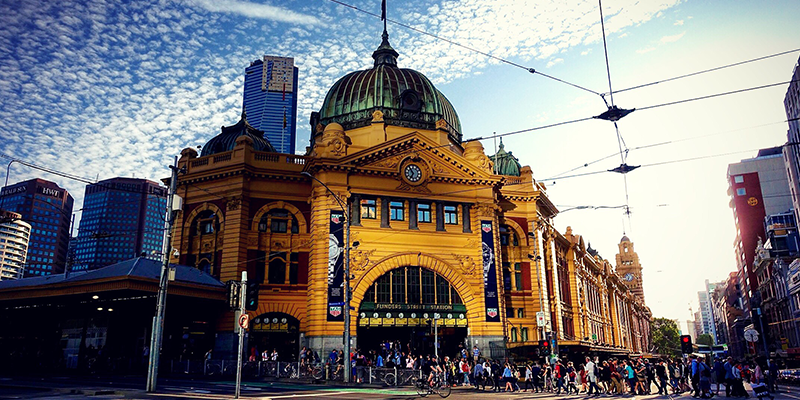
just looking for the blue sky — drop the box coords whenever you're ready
[1,0,800,331]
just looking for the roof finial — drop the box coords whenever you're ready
[372,0,398,67]
[381,0,387,35]
[241,105,247,122]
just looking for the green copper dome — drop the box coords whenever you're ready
[315,31,462,143]
[489,139,521,176]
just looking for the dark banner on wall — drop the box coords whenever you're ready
[481,220,500,322]
[327,211,345,321]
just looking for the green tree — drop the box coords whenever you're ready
[651,317,681,357]
[697,333,714,347]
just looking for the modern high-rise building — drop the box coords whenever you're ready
[242,55,298,154]
[0,210,31,281]
[73,178,167,271]
[698,286,715,340]
[0,178,73,276]
[727,147,793,314]
[782,56,800,227]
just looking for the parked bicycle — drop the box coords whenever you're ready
[383,369,422,386]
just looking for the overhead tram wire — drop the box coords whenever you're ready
[607,47,800,96]
[324,0,601,98]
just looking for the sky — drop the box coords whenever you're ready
[1,0,799,334]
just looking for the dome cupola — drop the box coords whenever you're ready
[201,109,276,157]
[314,29,462,143]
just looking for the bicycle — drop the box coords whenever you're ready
[415,373,451,398]
[384,369,422,386]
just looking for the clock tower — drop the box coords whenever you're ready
[615,236,645,302]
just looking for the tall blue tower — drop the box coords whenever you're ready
[73,178,167,271]
[242,56,298,154]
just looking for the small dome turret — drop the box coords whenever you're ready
[201,110,276,156]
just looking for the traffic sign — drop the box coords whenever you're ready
[536,311,546,327]
[238,313,250,329]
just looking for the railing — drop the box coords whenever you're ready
[213,153,232,163]
[168,361,423,386]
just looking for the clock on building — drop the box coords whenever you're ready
[404,164,422,182]
[624,272,635,282]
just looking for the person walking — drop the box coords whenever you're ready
[523,364,535,392]
[724,357,735,397]
[586,356,601,396]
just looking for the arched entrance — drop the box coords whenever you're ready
[357,266,468,357]
[249,313,299,361]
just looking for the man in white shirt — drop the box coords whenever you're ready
[586,356,601,396]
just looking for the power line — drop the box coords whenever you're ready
[324,0,601,97]
[638,79,799,112]
[609,47,800,96]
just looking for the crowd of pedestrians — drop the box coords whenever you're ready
[311,340,782,398]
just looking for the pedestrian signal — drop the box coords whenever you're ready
[680,335,693,354]
[538,340,551,356]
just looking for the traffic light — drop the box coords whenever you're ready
[680,335,693,354]
[226,280,240,310]
[538,340,551,356]
[245,281,259,311]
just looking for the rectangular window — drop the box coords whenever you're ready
[408,267,421,304]
[421,269,435,304]
[361,199,377,219]
[376,274,391,303]
[736,188,746,196]
[417,203,432,223]
[444,205,458,224]
[392,269,405,303]
[514,262,522,291]
[271,219,287,233]
[390,201,404,221]
[734,175,744,183]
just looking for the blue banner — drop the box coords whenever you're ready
[481,220,500,322]
[327,211,345,321]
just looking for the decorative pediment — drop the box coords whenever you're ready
[342,132,499,185]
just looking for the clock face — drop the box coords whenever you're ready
[404,164,423,182]
[624,273,635,281]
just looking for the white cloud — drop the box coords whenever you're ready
[191,0,319,25]
[547,58,564,68]
[674,19,684,25]
[636,46,656,54]
[660,31,686,43]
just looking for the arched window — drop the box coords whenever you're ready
[511,327,518,342]
[362,267,463,305]
[521,327,529,342]
[195,210,218,235]
[258,209,299,234]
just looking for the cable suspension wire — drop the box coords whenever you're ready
[324,0,601,97]
[598,0,615,108]
[608,47,800,96]
[638,79,799,112]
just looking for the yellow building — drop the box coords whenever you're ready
[170,28,650,359]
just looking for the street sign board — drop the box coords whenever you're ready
[536,311,546,327]
[238,314,250,329]
[744,328,759,343]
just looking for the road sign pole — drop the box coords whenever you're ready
[235,272,247,399]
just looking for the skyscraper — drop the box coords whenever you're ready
[242,56,298,154]
[0,178,73,276]
[73,178,167,271]
[0,210,31,281]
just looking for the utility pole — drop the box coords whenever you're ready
[235,272,247,399]
[146,157,181,392]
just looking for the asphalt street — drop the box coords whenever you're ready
[3,377,800,400]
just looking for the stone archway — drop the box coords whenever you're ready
[351,252,482,329]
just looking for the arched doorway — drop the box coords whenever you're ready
[357,266,468,358]
[249,313,299,361]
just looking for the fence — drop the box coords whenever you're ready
[167,360,424,386]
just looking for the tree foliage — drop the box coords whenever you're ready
[651,317,681,357]
[697,333,714,347]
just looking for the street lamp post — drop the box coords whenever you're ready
[300,171,351,383]
[528,232,545,340]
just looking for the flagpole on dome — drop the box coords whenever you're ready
[381,0,387,34]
